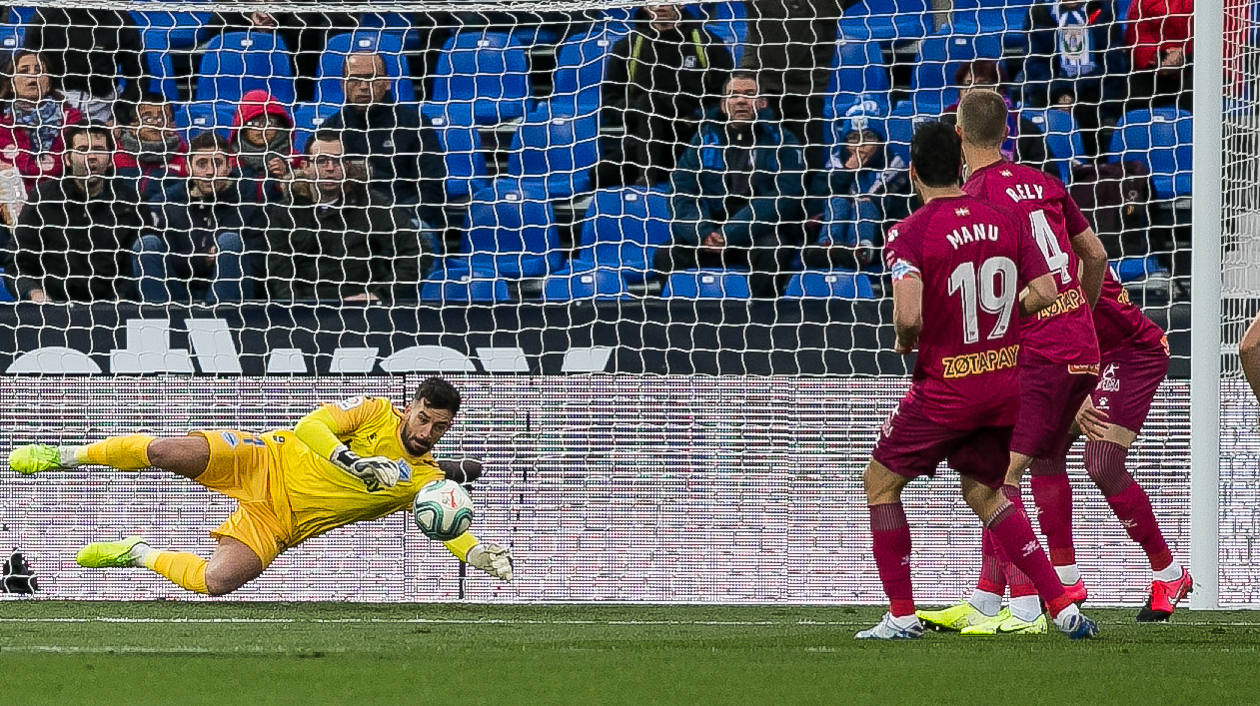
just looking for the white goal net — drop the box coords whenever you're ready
[0,0,1227,605]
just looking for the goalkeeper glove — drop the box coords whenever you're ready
[466,542,513,581]
[331,445,400,491]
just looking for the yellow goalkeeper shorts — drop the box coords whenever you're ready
[189,429,293,568]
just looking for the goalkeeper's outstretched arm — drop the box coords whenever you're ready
[293,400,400,490]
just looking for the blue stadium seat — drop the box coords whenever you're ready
[564,186,673,284]
[431,32,531,126]
[173,101,236,141]
[837,0,932,41]
[292,102,342,153]
[885,98,941,165]
[419,270,512,303]
[506,107,601,199]
[316,31,415,106]
[704,1,747,62]
[195,31,296,105]
[541,268,631,301]
[0,7,26,51]
[784,270,876,299]
[823,36,891,139]
[911,31,1005,107]
[356,11,422,50]
[1107,108,1193,200]
[1022,107,1085,184]
[551,26,626,117]
[662,269,752,299]
[950,0,1038,50]
[422,103,491,201]
[459,181,563,279]
[1113,256,1169,283]
[0,267,13,302]
[131,3,215,99]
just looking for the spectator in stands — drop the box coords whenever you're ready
[114,93,188,205]
[598,4,733,188]
[132,132,263,304]
[1023,0,1128,157]
[943,61,1053,176]
[22,8,144,123]
[230,89,296,204]
[322,51,447,232]
[0,50,82,194]
[741,0,862,167]
[266,130,426,304]
[803,118,910,270]
[5,122,143,302]
[1126,0,1193,111]
[656,71,808,297]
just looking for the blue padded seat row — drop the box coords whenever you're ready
[784,270,876,299]
[459,181,563,279]
[949,0,1039,50]
[1107,108,1192,200]
[131,2,215,98]
[0,7,26,51]
[292,102,342,154]
[551,25,626,116]
[431,31,531,126]
[885,98,941,165]
[541,268,632,301]
[1113,256,1170,283]
[563,186,673,284]
[173,101,236,141]
[823,36,891,139]
[356,11,423,50]
[421,103,492,201]
[315,30,415,106]
[419,270,512,303]
[1022,107,1086,184]
[837,0,932,41]
[662,269,751,299]
[911,30,1005,107]
[196,31,296,105]
[505,106,601,199]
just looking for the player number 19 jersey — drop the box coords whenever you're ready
[885,194,1050,428]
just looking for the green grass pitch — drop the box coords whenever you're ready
[2,602,1259,705]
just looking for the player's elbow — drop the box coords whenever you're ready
[1073,230,1108,269]
[1023,275,1057,315]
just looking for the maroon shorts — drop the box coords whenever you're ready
[1009,356,1100,459]
[872,397,1013,489]
[1093,345,1169,434]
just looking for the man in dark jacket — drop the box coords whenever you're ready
[656,71,808,297]
[22,8,144,123]
[598,4,733,188]
[741,0,861,166]
[266,130,426,304]
[133,132,264,304]
[6,122,143,302]
[321,51,447,231]
[1023,0,1128,156]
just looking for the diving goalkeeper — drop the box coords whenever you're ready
[5,376,513,595]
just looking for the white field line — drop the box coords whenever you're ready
[1,645,350,654]
[0,617,1255,627]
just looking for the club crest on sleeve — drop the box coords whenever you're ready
[336,396,366,411]
[397,459,413,482]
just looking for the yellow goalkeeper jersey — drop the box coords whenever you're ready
[272,396,446,546]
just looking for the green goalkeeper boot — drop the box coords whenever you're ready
[76,537,148,568]
[7,444,72,475]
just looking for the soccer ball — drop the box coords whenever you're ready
[412,479,475,541]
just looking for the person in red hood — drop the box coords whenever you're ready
[1126,0,1193,111]
[114,92,189,205]
[230,89,296,203]
[0,50,83,194]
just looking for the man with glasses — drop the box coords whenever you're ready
[115,93,188,205]
[322,51,446,236]
[264,129,427,304]
[3,121,144,302]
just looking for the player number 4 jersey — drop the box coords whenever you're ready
[963,159,1099,366]
[885,194,1050,428]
